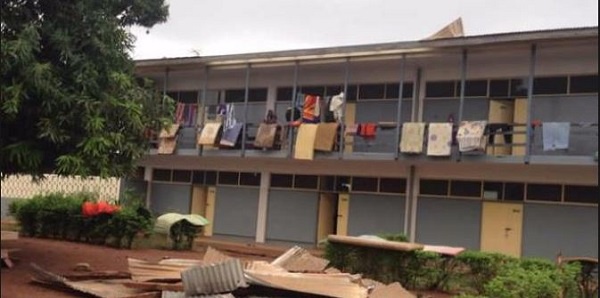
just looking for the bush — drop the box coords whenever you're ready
[9,192,154,249]
[455,250,517,293]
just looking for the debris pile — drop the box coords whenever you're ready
[29,243,418,297]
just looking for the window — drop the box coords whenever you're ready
[420,179,449,196]
[533,77,568,95]
[240,172,261,186]
[301,86,325,96]
[153,169,171,181]
[384,82,414,99]
[504,183,524,201]
[570,75,598,94]
[224,88,267,103]
[464,80,488,97]
[178,91,198,104]
[276,87,293,101]
[358,84,385,99]
[379,178,406,194]
[483,182,503,200]
[218,171,239,185]
[527,183,562,202]
[510,78,529,97]
[489,80,510,98]
[564,185,599,204]
[205,171,217,185]
[336,176,351,191]
[325,85,343,96]
[426,81,456,98]
[271,174,294,188]
[450,180,482,197]
[319,176,336,192]
[346,85,358,102]
[172,170,191,183]
[294,175,319,189]
[352,177,378,192]
[192,171,205,184]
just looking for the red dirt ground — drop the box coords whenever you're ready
[1,237,451,298]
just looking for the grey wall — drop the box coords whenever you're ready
[213,186,259,238]
[119,179,147,203]
[1,198,19,219]
[266,190,319,244]
[347,194,405,236]
[531,95,598,156]
[354,101,413,153]
[177,127,197,150]
[422,98,489,122]
[416,197,482,250]
[522,203,598,259]
[149,183,191,215]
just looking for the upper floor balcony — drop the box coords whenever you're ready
[136,28,599,167]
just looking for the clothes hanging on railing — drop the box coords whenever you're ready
[400,123,426,154]
[329,92,345,123]
[302,94,321,123]
[357,123,377,140]
[457,121,488,152]
[427,123,453,156]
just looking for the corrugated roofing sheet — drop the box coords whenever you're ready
[181,259,247,296]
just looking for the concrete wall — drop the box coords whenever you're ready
[347,193,406,236]
[522,203,598,259]
[415,197,482,250]
[149,183,191,215]
[213,186,259,238]
[266,190,319,244]
[354,101,413,153]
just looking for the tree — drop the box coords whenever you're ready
[1,0,174,179]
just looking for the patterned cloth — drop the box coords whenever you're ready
[400,123,426,154]
[456,121,488,152]
[302,95,321,123]
[542,122,570,151]
[220,122,243,147]
[427,123,453,156]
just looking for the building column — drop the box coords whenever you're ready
[255,171,270,243]
[144,167,153,209]
[404,165,419,242]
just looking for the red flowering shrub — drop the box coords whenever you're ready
[82,201,120,217]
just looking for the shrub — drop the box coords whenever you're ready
[107,206,154,249]
[455,251,517,293]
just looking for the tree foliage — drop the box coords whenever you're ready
[1,0,173,179]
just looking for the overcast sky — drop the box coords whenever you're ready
[130,0,598,60]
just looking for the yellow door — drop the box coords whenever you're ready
[512,98,528,156]
[480,202,523,257]
[487,100,514,156]
[190,186,207,216]
[203,186,217,236]
[344,103,356,153]
[317,193,337,242]
[336,193,350,236]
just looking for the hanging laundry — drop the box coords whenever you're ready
[357,123,377,139]
[542,122,570,151]
[175,103,185,124]
[220,122,244,147]
[427,123,453,156]
[224,103,237,129]
[254,123,279,149]
[294,124,318,160]
[197,122,222,145]
[456,121,488,152]
[314,123,339,152]
[400,123,426,154]
[345,124,358,136]
[329,92,345,123]
[302,95,321,123]
[487,123,513,146]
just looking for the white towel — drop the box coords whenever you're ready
[329,92,344,122]
[543,122,570,151]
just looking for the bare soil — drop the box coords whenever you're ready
[1,237,452,298]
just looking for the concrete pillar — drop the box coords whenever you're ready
[255,171,270,243]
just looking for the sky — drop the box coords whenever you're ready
[130,0,599,60]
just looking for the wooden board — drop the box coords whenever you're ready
[344,103,356,153]
[512,98,528,156]
[293,124,318,160]
[317,193,336,243]
[270,246,329,273]
[487,100,514,155]
[159,124,180,139]
[127,258,203,282]
[314,123,339,152]
[327,235,424,252]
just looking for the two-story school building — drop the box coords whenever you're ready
[125,26,598,260]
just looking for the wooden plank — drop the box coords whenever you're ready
[121,281,183,292]
[368,282,415,298]
[294,124,318,160]
[1,231,19,241]
[244,270,368,298]
[327,235,424,252]
[270,246,329,273]
[344,103,356,153]
[202,246,232,265]
[317,193,336,243]
[487,99,514,156]
[512,98,528,156]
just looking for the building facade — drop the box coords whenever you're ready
[127,27,599,260]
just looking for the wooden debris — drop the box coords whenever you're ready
[30,263,160,298]
[202,246,232,265]
[1,231,19,241]
[368,282,415,298]
[128,258,203,282]
[122,281,184,292]
[181,258,247,296]
[328,235,424,252]
[244,269,368,298]
[244,260,287,273]
[325,267,342,274]
[1,249,14,268]
[63,271,132,281]
[271,246,329,273]
[73,262,92,272]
